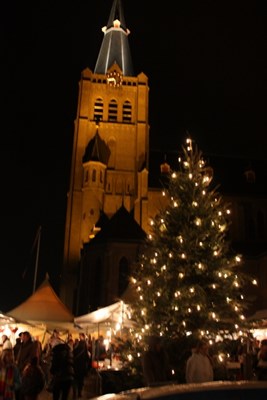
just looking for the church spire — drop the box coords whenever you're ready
[94,0,134,76]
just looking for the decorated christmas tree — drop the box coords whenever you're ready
[125,138,257,381]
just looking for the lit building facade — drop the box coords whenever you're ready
[61,0,267,316]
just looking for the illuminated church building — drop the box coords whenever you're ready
[61,0,267,315]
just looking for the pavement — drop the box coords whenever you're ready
[39,373,102,400]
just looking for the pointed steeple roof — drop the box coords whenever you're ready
[83,127,111,164]
[94,0,134,76]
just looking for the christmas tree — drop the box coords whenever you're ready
[125,138,257,381]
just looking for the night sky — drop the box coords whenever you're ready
[1,1,267,312]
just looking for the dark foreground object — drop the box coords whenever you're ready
[90,380,267,400]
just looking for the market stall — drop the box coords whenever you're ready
[75,301,135,396]
[248,309,267,341]
[6,277,78,345]
[0,311,39,348]
[75,301,134,366]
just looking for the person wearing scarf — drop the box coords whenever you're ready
[0,349,21,400]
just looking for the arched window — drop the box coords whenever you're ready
[118,257,129,297]
[92,169,96,182]
[123,100,132,123]
[91,258,104,310]
[108,99,117,122]
[94,98,103,121]
[84,170,89,184]
[106,181,112,193]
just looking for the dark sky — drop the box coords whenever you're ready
[1,1,267,311]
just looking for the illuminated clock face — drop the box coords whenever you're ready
[107,71,123,86]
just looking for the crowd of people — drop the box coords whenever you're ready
[0,330,92,400]
[141,336,267,386]
[0,330,267,400]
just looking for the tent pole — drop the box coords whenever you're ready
[33,226,41,293]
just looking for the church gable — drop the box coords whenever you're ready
[90,205,146,243]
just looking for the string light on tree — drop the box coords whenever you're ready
[124,138,257,380]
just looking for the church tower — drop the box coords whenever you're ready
[61,0,150,311]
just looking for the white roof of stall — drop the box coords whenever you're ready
[75,301,134,328]
[7,277,75,332]
[0,312,18,326]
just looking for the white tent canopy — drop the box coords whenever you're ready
[0,311,47,345]
[75,301,134,330]
[7,277,76,333]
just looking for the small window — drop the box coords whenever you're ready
[94,98,103,121]
[108,99,118,122]
[123,100,132,123]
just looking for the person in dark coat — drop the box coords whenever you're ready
[142,336,170,386]
[13,336,22,363]
[16,332,37,373]
[20,356,45,400]
[16,332,38,400]
[73,333,90,399]
[49,342,74,400]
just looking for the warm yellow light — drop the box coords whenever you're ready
[195,217,201,226]
[177,235,183,243]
